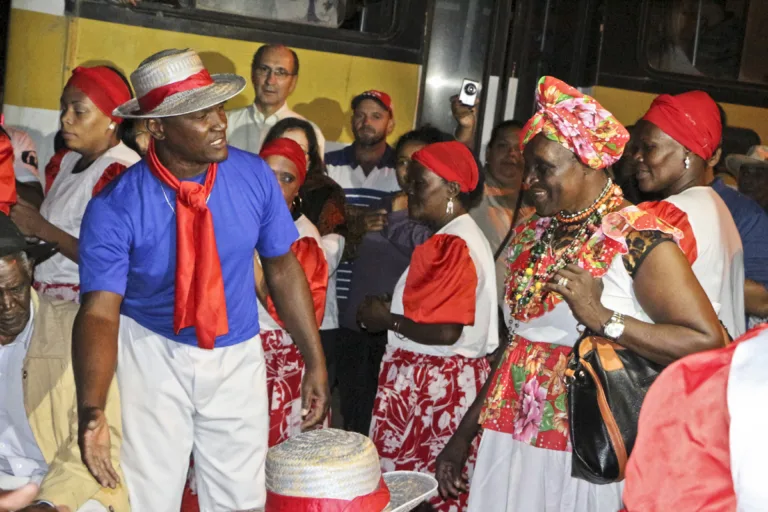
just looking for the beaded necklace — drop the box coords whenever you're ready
[506,180,623,325]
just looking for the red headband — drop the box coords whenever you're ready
[412,141,478,193]
[66,66,132,124]
[260,138,308,185]
[265,478,391,511]
[642,91,722,161]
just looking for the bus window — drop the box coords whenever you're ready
[131,0,398,34]
[644,0,768,85]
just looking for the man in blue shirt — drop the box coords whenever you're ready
[72,49,328,512]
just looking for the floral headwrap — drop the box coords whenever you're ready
[521,76,629,170]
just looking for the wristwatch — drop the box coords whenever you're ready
[601,311,625,341]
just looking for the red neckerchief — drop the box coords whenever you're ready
[147,139,228,349]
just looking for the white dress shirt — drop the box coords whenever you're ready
[226,102,326,156]
[0,302,47,487]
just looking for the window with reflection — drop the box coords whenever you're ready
[114,0,398,33]
[645,0,768,85]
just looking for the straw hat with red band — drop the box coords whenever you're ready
[265,429,437,512]
[113,49,246,119]
[66,66,132,124]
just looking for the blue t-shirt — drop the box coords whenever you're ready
[712,178,768,287]
[79,147,298,348]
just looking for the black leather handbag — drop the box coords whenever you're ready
[565,335,665,484]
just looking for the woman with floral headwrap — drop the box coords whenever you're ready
[10,66,140,302]
[433,77,725,512]
[628,91,746,339]
[357,140,497,511]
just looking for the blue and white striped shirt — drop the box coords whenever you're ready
[326,144,399,307]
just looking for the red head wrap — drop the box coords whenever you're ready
[260,138,308,186]
[641,91,722,161]
[521,76,629,170]
[65,66,132,124]
[412,141,478,193]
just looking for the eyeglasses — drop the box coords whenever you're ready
[254,65,296,79]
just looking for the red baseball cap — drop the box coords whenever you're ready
[351,90,393,117]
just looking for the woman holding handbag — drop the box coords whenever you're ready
[435,76,725,512]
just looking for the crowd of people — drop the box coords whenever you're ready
[0,40,767,512]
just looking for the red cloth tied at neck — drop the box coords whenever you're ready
[0,129,16,215]
[260,138,308,186]
[138,69,214,114]
[411,141,478,193]
[642,91,722,161]
[146,139,228,349]
[265,477,391,512]
[66,66,132,124]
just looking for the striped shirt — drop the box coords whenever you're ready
[325,144,399,307]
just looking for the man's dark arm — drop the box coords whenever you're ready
[72,291,123,488]
[16,180,44,209]
[261,251,329,428]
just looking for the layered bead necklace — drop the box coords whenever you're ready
[506,178,624,320]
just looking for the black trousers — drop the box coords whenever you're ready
[333,327,388,435]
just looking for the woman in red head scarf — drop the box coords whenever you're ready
[356,140,496,511]
[431,77,725,512]
[257,138,330,445]
[627,91,746,339]
[9,66,140,302]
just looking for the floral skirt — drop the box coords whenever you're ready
[479,336,571,451]
[262,329,306,447]
[369,345,490,512]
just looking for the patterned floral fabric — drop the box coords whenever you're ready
[370,346,490,512]
[521,76,630,170]
[506,205,683,323]
[33,281,80,303]
[480,337,572,451]
[262,329,306,447]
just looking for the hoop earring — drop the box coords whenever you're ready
[684,155,691,170]
[292,195,303,212]
[446,197,455,215]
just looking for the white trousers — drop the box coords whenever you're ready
[117,316,268,512]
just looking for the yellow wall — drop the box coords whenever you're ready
[4,8,69,110]
[593,86,768,146]
[4,9,421,144]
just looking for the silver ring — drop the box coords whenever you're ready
[558,277,569,287]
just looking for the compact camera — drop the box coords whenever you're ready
[458,78,481,107]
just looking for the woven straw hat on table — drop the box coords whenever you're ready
[113,48,245,119]
[266,429,438,512]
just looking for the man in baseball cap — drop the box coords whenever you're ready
[73,48,329,512]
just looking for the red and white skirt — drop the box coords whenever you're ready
[262,329,307,447]
[33,281,80,303]
[369,345,490,512]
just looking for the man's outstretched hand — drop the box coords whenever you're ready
[79,408,120,489]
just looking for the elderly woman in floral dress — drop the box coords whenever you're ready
[435,76,726,512]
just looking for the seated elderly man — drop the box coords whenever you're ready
[0,213,128,512]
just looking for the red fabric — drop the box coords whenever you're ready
[260,138,308,185]
[0,131,16,214]
[624,324,768,512]
[412,141,479,193]
[403,234,477,325]
[637,200,698,265]
[66,66,132,124]
[370,347,490,512]
[262,329,306,447]
[265,478,390,512]
[92,162,128,197]
[138,69,214,113]
[146,139,228,349]
[641,91,722,161]
[44,149,69,195]
[267,236,328,329]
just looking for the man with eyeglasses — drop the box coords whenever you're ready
[227,44,326,156]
